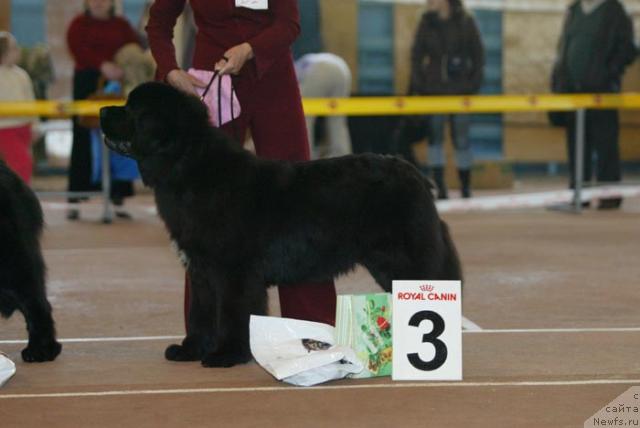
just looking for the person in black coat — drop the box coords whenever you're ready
[410,0,484,199]
[552,0,637,209]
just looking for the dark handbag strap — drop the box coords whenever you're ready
[200,69,240,141]
[200,69,220,101]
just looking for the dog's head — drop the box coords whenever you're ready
[100,82,211,186]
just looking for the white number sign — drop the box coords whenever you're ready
[392,280,462,381]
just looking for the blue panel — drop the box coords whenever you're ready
[293,0,323,59]
[358,3,394,94]
[10,0,45,46]
[122,0,149,28]
[469,8,503,160]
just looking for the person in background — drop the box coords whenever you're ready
[295,53,352,159]
[410,0,484,199]
[146,0,338,329]
[294,1,352,159]
[0,32,38,184]
[552,0,637,210]
[66,0,140,220]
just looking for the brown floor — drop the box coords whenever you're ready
[1,193,639,427]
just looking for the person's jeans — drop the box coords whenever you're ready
[427,114,473,170]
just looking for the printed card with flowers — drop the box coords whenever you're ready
[335,293,393,378]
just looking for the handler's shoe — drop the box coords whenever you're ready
[597,198,622,210]
[66,208,80,221]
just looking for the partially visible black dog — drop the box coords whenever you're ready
[100,82,462,368]
[0,160,61,362]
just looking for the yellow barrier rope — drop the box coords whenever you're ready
[1,93,640,117]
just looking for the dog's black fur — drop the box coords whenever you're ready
[100,82,462,368]
[0,160,61,362]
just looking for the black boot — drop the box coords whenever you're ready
[597,197,622,210]
[458,169,471,199]
[433,167,448,200]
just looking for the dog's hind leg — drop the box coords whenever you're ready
[0,288,18,319]
[11,246,61,363]
[365,265,393,292]
[19,293,61,362]
[17,272,61,362]
[363,246,443,293]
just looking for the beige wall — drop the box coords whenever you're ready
[40,0,640,162]
[502,7,640,161]
[319,0,359,89]
[0,0,10,31]
[389,0,640,162]
[394,3,423,95]
[47,0,84,100]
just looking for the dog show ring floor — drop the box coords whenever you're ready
[1,192,639,428]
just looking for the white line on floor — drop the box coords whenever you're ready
[436,185,640,213]
[2,379,640,399]
[464,327,640,334]
[462,316,482,331]
[0,336,184,345]
[2,327,640,345]
[40,186,640,215]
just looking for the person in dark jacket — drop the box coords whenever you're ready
[552,0,637,209]
[410,0,484,199]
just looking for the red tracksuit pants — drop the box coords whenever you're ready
[0,125,33,184]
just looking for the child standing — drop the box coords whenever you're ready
[0,32,38,184]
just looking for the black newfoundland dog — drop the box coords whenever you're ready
[100,82,462,368]
[0,160,61,362]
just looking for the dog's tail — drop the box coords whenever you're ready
[439,220,463,281]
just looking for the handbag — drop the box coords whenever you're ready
[188,68,241,127]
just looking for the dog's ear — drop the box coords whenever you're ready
[179,94,212,134]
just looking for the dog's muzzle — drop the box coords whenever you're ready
[103,136,137,159]
[100,106,138,158]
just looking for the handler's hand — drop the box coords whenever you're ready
[167,69,207,96]
[100,62,124,81]
[215,43,254,75]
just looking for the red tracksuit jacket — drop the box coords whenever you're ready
[147,0,309,160]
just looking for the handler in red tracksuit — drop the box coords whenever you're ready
[146,0,337,327]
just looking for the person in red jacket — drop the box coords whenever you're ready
[66,0,139,220]
[146,0,337,328]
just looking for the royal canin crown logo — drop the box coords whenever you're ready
[420,284,434,292]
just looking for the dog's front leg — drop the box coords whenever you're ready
[201,272,266,368]
[165,264,216,362]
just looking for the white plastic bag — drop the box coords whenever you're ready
[250,315,363,386]
[0,353,16,388]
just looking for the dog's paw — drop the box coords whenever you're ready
[165,343,201,362]
[21,341,62,363]
[201,351,251,368]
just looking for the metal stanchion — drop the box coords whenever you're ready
[100,134,113,224]
[573,109,587,213]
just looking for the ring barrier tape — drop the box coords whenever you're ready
[1,93,640,117]
[2,94,639,216]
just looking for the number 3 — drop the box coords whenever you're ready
[407,310,447,371]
